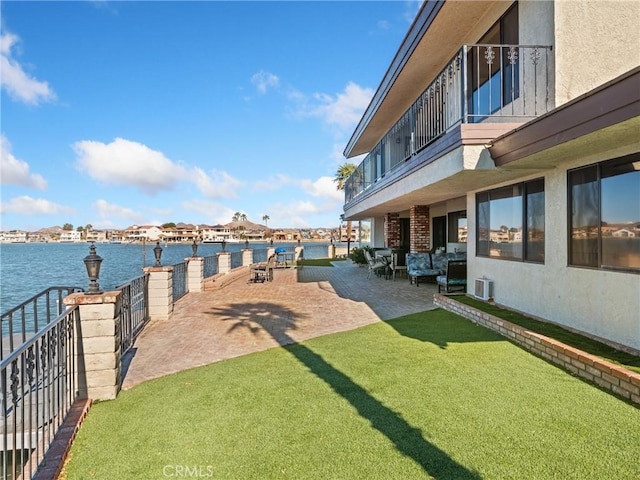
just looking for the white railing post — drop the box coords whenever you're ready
[63,291,123,400]
[186,256,204,293]
[328,243,336,258]
[217,251,232,274]
[242,248,254,266]
[144,266,174,320]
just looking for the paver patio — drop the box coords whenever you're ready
[121,263,437,389]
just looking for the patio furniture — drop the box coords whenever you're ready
[364,250,389,279]
[407,252,441,286]
[437,260,467,293]
[390,252,407,280]
[250,254,276,283]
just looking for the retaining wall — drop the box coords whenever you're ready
[434,294,640,406]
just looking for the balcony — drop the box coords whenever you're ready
[344,44,552,205]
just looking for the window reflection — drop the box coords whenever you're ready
[568,153,640,271]
[476,179,544,262]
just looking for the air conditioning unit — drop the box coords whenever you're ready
[474,278,493,301]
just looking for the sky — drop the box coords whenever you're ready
[0,0,420,232]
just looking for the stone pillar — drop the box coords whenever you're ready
[294,246,304,264]
[385,213,401,249]
[63,291,122,401]
[242,249,253,266]
[328,243,336,258]
[410,205,430,253]
[218,251,232,274]
[186,257,204,293]
[144,266,173,320]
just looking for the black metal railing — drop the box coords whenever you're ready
[172,262,187,302]
[344,43,552,203]
[203,255,218,279]
[1,306,79,480]
[117,274,149,355]
[1,287,83,361]
[230,251,243,269]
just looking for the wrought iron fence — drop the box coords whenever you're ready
[172,262,188,302]
[117,274,149,355]
[252,249,269,264]
[344,43,552,203]
[1,287,83,361]
[230,251,243,269]
[203,255,218,279]
[1,306,79,480]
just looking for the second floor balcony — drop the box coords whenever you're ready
[344,43,552,205]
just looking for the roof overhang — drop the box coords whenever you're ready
[489,67,640,168]
[344,0,504,158]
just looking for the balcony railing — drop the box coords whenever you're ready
[344,44,552,204]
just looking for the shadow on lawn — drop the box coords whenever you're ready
[387,312,504,349]
[209,301,481,479]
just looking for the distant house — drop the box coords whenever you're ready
[341,1,639,351]
[60,230,82,242]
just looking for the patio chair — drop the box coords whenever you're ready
[436,260,467,293]
[390,252,407,280]
[364,250,388,279]
[250,254,276,283]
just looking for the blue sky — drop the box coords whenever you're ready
[1,1,419,231]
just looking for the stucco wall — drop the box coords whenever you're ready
[554,0,640,105]
[466,156,640,351]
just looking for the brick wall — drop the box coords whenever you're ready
[385,213,400,249]
[410,205,430,252]
[434,294,640,405]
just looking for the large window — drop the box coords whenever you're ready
[568,154,640,272]
[468,3,519,119]
[477,178,545,262]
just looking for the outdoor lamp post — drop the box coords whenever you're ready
[191,238,199,257]
[221,239,226,252]
[270,238,273,246]
[83,242,103,294]
[154,241,163,266]
[244,239,249,249]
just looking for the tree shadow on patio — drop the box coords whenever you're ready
[210,301,481,479]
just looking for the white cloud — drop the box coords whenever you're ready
[180,199,235,225]
[192,167,244,199]
[0,195,74,215]
[73,138,242,199]
[93,199,144,223]
[0,31,56,105]
[298,176,343,201]
[251,70,280,94]
[312,82,374,131]
[73,138,187,194]
[0,135,47,189]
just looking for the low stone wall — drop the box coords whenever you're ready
[434,294,640,406]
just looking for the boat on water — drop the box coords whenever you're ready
[202,236,241,243]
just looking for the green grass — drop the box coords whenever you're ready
[63,310,640,480]
[454,296,640,374]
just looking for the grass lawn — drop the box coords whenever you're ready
[455,296,640,374]
[63,310,640,480]
[302,257,344,267]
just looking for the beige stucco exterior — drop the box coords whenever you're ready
[554,0,640,104]
[343,0,640,351]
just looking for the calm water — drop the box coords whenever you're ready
[0,242,331,313]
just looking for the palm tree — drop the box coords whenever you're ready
[240,213,247,222]
[232,212,241,223]
[334,163,357,252]
[262,214,270,228]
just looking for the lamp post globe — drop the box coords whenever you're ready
[83,242,103,295]
[154,241,163,266]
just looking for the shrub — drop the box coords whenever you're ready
[350,246,373,265]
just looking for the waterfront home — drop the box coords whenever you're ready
[342,1,639,351]
[0,230,28,243]
[59,230,83,242]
